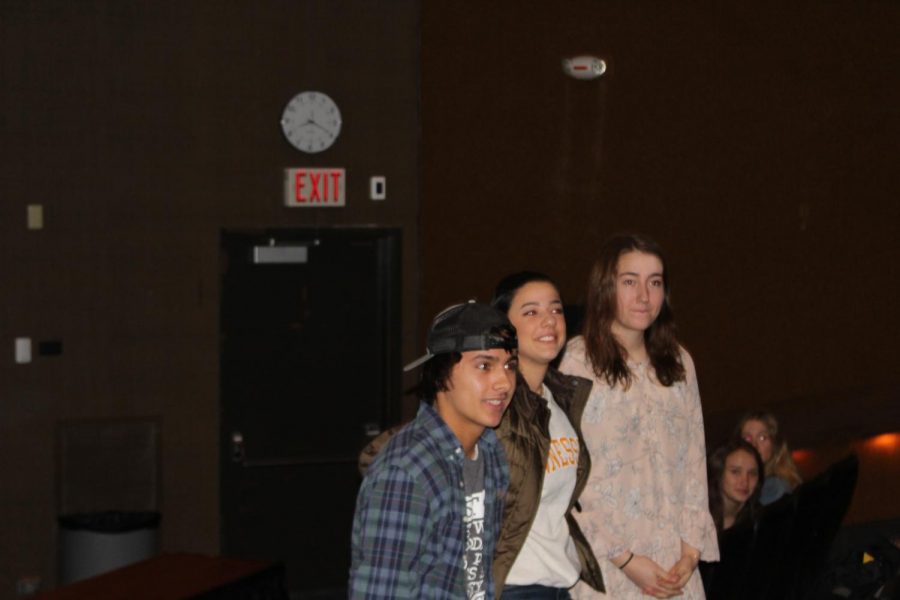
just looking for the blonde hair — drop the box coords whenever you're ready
[736,410,803,489]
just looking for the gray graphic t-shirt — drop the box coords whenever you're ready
[463,445,486,600]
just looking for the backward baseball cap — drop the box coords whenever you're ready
[403,300,517,371]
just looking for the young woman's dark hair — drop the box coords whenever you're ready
[707,438,765,532]
[491,271,557,314]
[582,233,685,388]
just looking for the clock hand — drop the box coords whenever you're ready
[308,108,341,130]
[304,119,334,136]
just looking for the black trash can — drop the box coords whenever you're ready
[58,511,160,584]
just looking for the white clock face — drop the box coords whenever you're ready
[280,91,342,153]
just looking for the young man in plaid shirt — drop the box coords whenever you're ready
[349,301,518,599]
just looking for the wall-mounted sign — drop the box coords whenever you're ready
[284,168,346,207]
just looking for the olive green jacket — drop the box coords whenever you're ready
[492,368,604,597]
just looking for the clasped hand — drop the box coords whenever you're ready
[620,553,697,598]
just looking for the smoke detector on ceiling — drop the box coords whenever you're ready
[562,56,607,80]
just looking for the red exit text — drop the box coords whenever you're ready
[284,168,346,207]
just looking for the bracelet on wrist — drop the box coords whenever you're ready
[618,552,635,570]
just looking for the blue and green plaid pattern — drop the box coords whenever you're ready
[349,402,508,599]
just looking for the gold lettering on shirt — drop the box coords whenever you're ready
[546,436,579,473]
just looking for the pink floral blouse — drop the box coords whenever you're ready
[560,336,719,599]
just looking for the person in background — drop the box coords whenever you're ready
[559,233,719,599]
[349,302,518,599]
[490,272,605,599]
[736,410,802,505]
[707,438,764,532]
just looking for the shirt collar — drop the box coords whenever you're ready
[416,401,500,457]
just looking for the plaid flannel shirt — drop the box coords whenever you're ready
[349,402,509,599]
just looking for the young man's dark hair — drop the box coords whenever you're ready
[418,352,461,403]
[350,301,518,599]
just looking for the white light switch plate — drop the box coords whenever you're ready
[15,338,31,363]
[27,205,43,230]
[370,176,386,201]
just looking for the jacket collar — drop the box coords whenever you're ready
[515,367,579,414]
[543,367,579,410]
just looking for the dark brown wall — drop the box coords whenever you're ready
[3,0,900,595]
[0,1,419,595]
[420,2,900,444]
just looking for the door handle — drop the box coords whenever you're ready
[230,430,357,467]
[231,431,246,464]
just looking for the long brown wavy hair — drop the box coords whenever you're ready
[582,233,685,388]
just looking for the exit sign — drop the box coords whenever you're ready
[284,168,346,207]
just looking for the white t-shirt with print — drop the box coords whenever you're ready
[505,384,581,587]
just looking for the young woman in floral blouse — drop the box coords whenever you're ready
[559,233,719,599]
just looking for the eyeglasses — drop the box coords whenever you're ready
[743,433,770,444]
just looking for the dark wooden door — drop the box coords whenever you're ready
[219,228,400,598]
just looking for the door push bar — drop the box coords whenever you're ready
[230,429,379,468]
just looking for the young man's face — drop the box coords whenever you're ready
[435,348,516,441]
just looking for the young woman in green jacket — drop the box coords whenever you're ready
[490,271,604,599]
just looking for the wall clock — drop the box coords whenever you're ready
[280,91,342,153]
